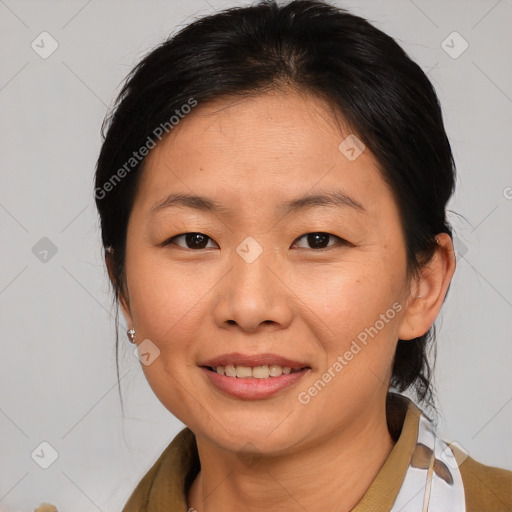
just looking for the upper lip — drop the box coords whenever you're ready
[200,352,310,370]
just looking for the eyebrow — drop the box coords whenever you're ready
[150,189,365,216]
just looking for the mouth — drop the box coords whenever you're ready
[199,352,311,378]
[200,365,311,400]
[203,364,310,379]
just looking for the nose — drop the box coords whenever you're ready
[213,245,293,333]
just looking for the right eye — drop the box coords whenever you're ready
[163,232,219,250]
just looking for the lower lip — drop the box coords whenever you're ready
[200,367,309,400]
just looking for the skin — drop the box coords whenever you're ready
[112,89,456,512]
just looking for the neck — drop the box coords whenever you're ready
[187,396,396,512]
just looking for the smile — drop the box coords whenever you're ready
[201,365,311,400]
[206,364,307,379]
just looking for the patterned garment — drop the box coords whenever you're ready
[391,413,467,511]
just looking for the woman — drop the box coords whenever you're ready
[93,1,512,510]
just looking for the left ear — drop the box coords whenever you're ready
[398,233,456,340]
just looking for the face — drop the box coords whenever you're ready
[120,89,417,455]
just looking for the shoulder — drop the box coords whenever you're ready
[122,427,198,511]
[449,443,512,512]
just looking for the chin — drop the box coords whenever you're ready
[194,413,309,456]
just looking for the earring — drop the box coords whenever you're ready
[127,328,136,343]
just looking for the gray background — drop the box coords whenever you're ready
[1,0,511,510]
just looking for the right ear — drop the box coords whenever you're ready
[105,250,134,327]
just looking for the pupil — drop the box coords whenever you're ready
[308,233,328,249]
[187,233,208,249]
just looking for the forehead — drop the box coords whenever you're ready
[153,90,353,162]
[136,90,389,216]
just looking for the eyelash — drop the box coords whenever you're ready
[163,232,348,251]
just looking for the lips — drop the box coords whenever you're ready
[199,352,310,370]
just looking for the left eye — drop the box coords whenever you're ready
[164,232,218,250]
[292,232,345,250]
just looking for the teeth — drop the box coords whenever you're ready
[252,366,270,379]
[236,365,252,378]
[269,365,283,377]
[212,364,298,378]
[225,364,237,377]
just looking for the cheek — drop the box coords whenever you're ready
[294,256,406,386]
[298,258,403,332]
[125,252,210,421]
[125,250,212,347]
